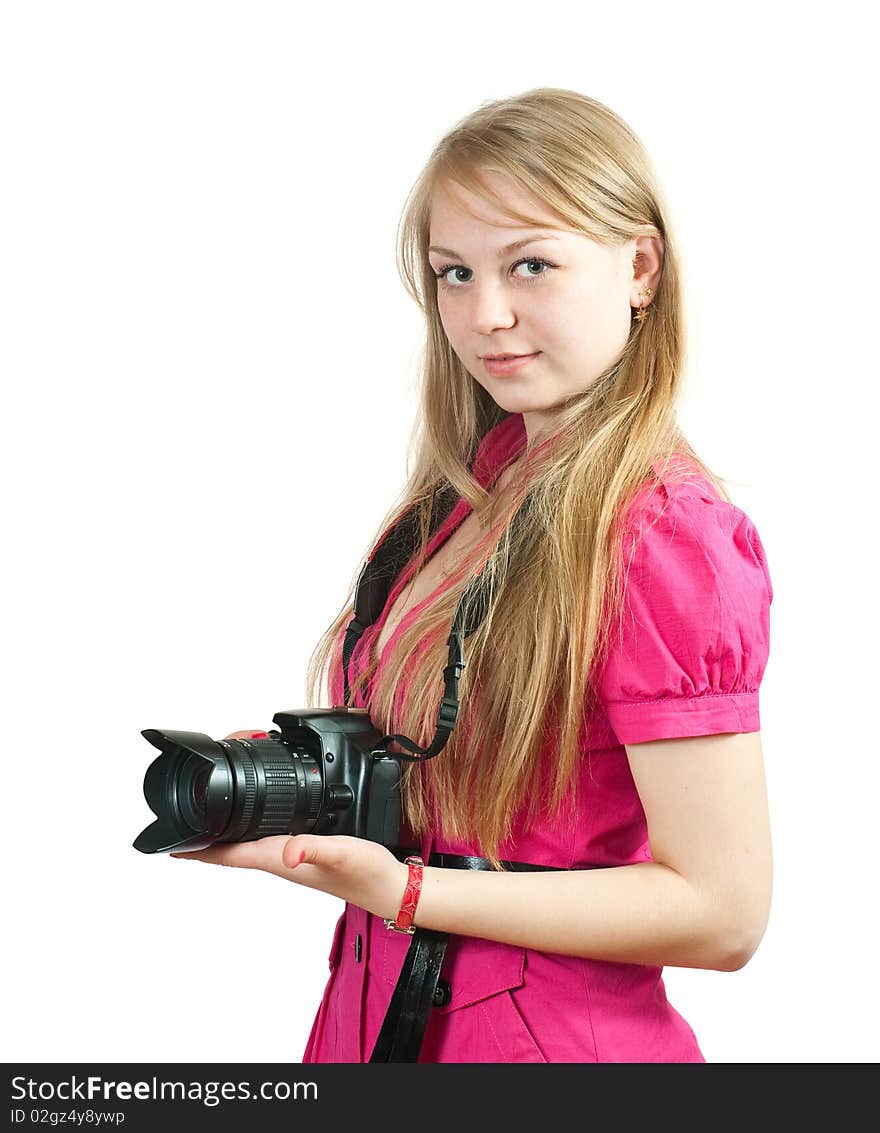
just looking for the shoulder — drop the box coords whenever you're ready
[623,455,737,529]
[594,459,774,743]
[618,458,772,596]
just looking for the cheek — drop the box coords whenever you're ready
[437,299,465,343]
[561,283,619,338]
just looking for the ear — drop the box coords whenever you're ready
[630,233,665,310]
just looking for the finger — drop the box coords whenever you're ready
[282,835,350,871]
[170,843,255,868]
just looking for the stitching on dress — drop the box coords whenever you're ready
[579,960,600,1063]
[606,690,757,705]
[479,998,510,1062]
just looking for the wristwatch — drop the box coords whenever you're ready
[383,855,424,934]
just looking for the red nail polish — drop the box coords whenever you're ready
[250,731,269,739]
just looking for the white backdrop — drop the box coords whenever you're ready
[3,0,877,1065]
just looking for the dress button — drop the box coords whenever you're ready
[353,933,363,963]
[432,978,451,1008]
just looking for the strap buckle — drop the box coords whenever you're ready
[383,918,417,935]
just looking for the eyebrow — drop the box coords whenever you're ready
[427,233,561,259]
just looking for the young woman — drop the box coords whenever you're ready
[171,87,774,1063]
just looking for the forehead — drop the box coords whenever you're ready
[429,175,561,238]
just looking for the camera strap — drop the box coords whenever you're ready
[368,924,450,1062]
[342,485,522,762]
[342,513,483,760]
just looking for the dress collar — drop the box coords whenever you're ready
[471,413,527,488]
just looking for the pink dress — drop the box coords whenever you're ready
[301,413,773,1063]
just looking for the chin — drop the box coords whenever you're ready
[485,388,559,413]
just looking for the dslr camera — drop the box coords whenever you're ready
[134,707,408,854]
[134,489,492,856]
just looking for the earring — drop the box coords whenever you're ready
[634,286,654,321]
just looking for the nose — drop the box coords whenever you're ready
[467,279,517,336]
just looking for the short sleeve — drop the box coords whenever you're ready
[594,484,773,744]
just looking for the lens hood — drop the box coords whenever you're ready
[134,729,234,854]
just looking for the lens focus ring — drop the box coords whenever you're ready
[238,757,258,832]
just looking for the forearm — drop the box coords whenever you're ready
[394,861,744,972]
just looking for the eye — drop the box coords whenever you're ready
[433,256,556,288]
[511,257,553,282]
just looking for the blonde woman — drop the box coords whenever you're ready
[172,88,774,1064]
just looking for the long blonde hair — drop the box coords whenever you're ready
[305,87,731,868]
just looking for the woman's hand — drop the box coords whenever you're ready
[168,731,408,920]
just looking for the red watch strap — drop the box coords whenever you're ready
[385,855,424,933]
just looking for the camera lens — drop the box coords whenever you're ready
[191,763,210,813]
[176,753,211,830]
[134,729,324,854]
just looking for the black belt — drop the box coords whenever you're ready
[368,849,569,1063]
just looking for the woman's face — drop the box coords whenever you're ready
[428,173,656,444]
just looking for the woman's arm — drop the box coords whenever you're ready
[408,730,772,972]
[172,732,772,973]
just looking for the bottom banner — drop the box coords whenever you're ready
[2,1063,869,1130]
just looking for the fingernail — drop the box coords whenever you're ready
[250,731,269,739]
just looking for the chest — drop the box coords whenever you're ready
[372,504,489,661]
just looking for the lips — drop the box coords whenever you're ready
[481,352,541,375]
[482,353,533,360]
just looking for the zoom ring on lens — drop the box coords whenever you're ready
[258,757,302,835]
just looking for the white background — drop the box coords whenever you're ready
[2,0,877,1065]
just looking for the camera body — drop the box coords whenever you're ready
[133,707,406,855]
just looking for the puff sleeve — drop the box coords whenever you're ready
[594,484,773,744]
